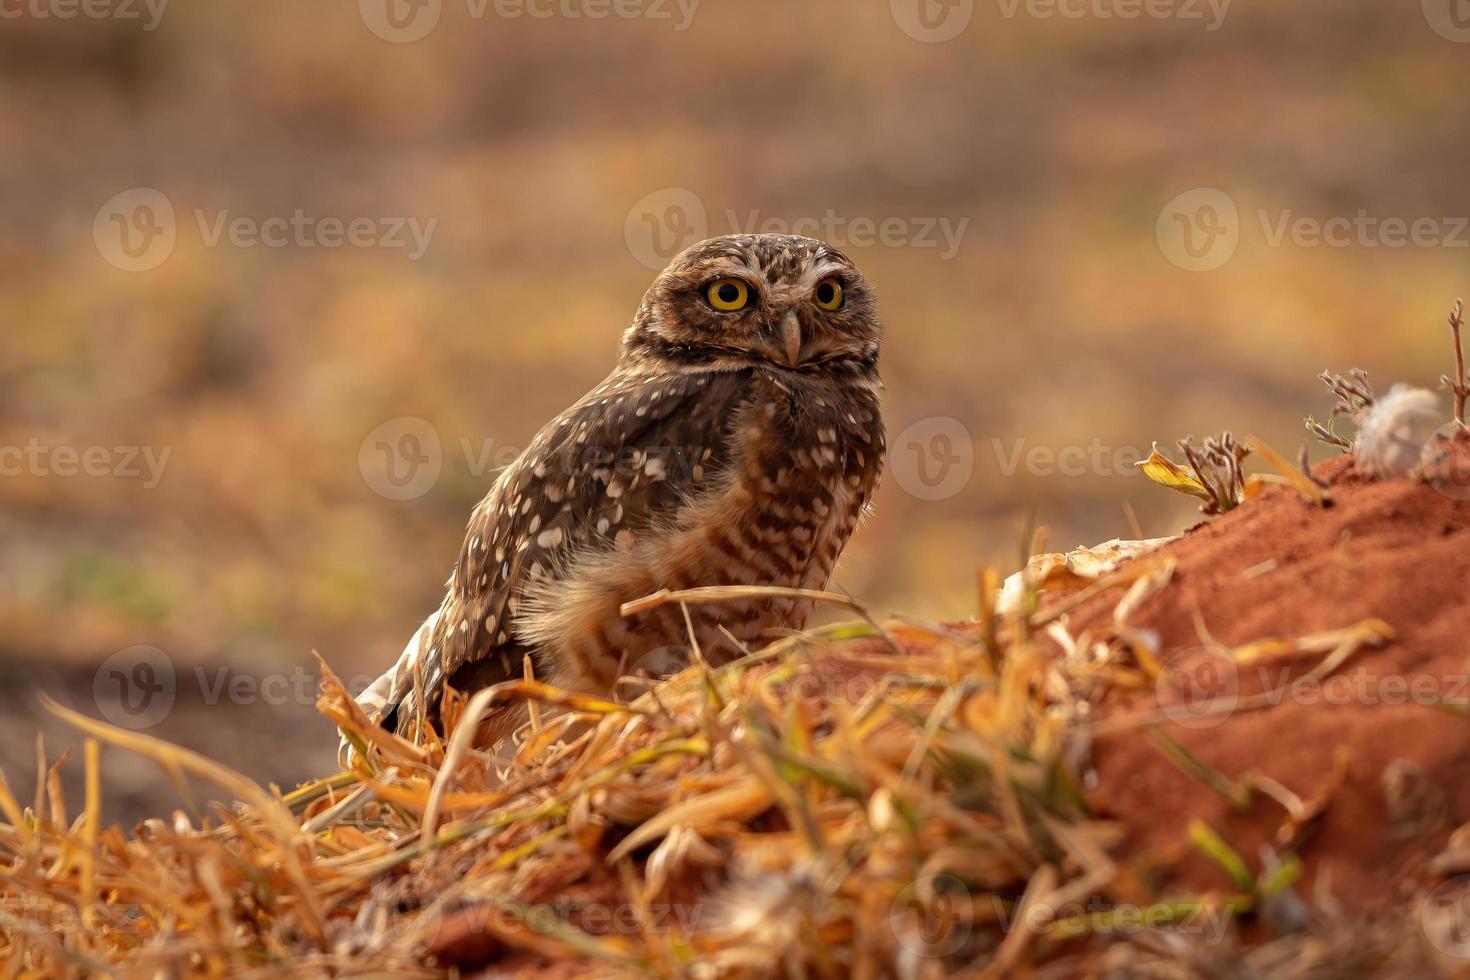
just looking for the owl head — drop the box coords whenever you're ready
[623,234,880,377]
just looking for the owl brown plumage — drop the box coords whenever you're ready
[360,234,884,743]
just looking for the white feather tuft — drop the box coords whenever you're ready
[1354,384,1442,478]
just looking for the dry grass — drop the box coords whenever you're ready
[0,572,1445,977]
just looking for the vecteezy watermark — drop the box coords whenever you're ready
[358,416,731,503]
[994,0,1229,30]
[93,646,383,730]
[996,894,1235,946]
[358,0,442,42]
[1422,0,1470,43]
[93,646,176,729]
[1425,422,1470,501]
[1155,188,1240,273]
[889,873,974,958]
[1157,188,1470,272]
[93,188,437,272]
[1422,876,1470,958]
[1154,645,1470,729]
[93,188,177,272]
[193,210,437,260]
[358,0,699,43]
[891,0,1227,42]
[625,188,708,272]
[1256,211,1470,251]
[890,0,975,42]
[366,418,1130,506]
[624,189,972,271]
[0,439,170,488]
[418,897,706,949]
[1155,646,1239,729]
[1244,669,1470,711]
[889,874,1235,959]
[890,417,975,502]
[478,0,699,28]
[358,418,541,502]
[359,417,445,501]
[0,0,169,31]
[1,897,147,935]
[992,438,1146,479]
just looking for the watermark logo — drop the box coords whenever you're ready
[360,0,699,42]
[1423,0,1470,42]
[996,894,1233,946]
[625,188,709,271]
[360,417,444,501]
[192,209,436,260]
[0,0,170,31]
[891,0,974,42]
[90,651,385,729]
[359,0,442,41]
[889,873,973,958]
[1155,645,1238,729]
[1156,187,1239,272]
[0,439,171,488]
[1422,877,1470,958]
[624,190,972,271]
[94,188,176,273]
[891,417,975,501]
[0,897,148,940]
[1159,188,1470,271]
[93,189,437,270]
[1257,210,1470,250]
[93,646,176,730]
[416,897,706,954]
[994,0,1229,30]
[482,0,701,29]
[992,437,1145,478]
[1426,423,1470,501]
[358,425,744,502]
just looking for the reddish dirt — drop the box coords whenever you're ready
[421,444,1470,974]
[1074,446,1470,911]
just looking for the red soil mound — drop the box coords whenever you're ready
[1073,450,1470,912]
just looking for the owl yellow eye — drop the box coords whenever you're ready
[705,278,751,312]
[814,278,845,311]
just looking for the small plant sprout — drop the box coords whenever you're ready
[1136,433,1251,515]
[1321,368,1377,416]
[1179,433,1251,515]
[1305,369,1376,452]
[1441,298,1468,428]
[1300,300,1470,478]
[1303,417,1351,451]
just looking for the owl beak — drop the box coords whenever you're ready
[780,310,803,367]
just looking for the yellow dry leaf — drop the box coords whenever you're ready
[1135,446,1212,501]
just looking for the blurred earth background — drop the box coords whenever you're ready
[1,0,1467,823]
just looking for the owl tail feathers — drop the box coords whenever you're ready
[334,610,441,767]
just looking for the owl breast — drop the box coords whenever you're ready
[517,367,884,693]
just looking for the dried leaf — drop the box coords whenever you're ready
[1135,446,1213,501]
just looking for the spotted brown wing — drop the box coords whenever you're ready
[383,366,754,733]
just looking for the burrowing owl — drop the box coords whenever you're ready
[360,234,884,742]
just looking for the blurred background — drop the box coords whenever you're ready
[1,0,1466,823]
